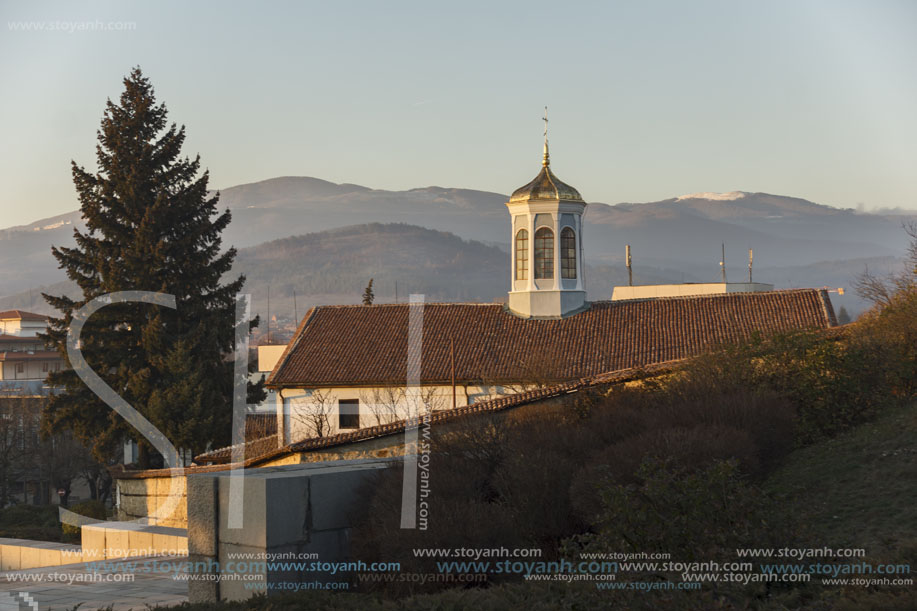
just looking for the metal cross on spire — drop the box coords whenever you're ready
[542,106,550,166]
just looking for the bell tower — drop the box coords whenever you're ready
[506,109,587,319]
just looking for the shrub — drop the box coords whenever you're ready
[668,330,899,445]
[61,499,108,539]
[491,448,582,551]
[853,287,917,399]
[566,458,795,565]
[570,425,758,523]
[0,504,62,542]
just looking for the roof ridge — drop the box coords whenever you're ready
[593,287,819,305]
[312,302,503,309]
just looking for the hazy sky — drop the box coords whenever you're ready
[1,0,916,227]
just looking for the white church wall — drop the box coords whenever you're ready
[276,383,524,445]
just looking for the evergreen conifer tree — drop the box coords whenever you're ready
[362,278,375,305]
[42,68,263,467]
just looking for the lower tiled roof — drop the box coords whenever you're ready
[194,360,679,466]
[267,289,836,388]
[0,351,61,361]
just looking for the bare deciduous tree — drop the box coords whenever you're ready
[362,386,446,426]
[855,221,917,306]
[291,389,334,438]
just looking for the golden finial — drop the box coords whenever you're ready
[542,106,550,166]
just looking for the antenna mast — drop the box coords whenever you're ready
[748,249,753,283]
[626,244,633,286]
[720,243,727,283]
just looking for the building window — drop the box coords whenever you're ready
[42,362,49,373]
[514,229,529,280]
[561,227,577,279]
[338,399,360,430]
[15,363,24,374]
[534,227,554,280]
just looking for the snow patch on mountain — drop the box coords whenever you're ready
[676,191,747,201]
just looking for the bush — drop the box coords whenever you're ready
[566,458,796,565]
[570,425,758,523]
[669,330,899,444]
[0,504,62,542]
[853,287,917,399]
[61,499,108,540]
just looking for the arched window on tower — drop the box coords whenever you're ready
[561,227,577,279]
[515,229,529,280]
[534,227,554,280]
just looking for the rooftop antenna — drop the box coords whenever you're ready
[626,244,633,286]
[266,285,271,344]
[293,289,298,324]
[720,243,727,283]
[748,248,753,283]
[395,281,399,304]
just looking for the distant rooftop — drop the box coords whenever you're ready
[0,310,48,322]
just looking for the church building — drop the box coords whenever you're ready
[263,124,837,446]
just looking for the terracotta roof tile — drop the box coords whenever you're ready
[0,334,42,343]
[0,351,61,361]
[0,310,48,322]
[267,289,836,388]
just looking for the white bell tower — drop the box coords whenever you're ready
[506,109,587,319]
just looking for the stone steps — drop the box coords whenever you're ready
[81,521,188,561]
[0,522,188,571]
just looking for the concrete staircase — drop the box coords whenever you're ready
[0,522,188,570]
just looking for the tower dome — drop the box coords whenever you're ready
[506,109,588,319]
[509,140,583,203]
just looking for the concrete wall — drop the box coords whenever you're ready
[611,282,775,300]
[257,345,287,375]
[80,522,187,561]
[258,392,574,468]
[116,474,188,529]
[187,459,394,603]
[0,539,84,570]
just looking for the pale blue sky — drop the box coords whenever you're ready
[1,0,916,227]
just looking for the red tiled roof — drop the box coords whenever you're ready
[0,310,48,322]
[267,289,836,388]
[196,361,679,466]
[0,351,61,361]
[245,413,277,440]
[0,334,42,343]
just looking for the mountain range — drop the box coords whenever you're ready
[1,176,914,319]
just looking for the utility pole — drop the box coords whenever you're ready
[720,243,727,283]
[626,244,633,286]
